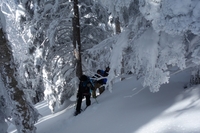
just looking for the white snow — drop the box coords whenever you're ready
[7,68,200,133]
[1,0,200,132]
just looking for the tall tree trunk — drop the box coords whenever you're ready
[115,17,121,34]
[73,0,83,78]
[0,29,37,133]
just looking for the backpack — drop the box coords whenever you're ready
[80,78,94,95]
[89,78,95,88]
[99,70,107,84]
[99,70,105,76]
[102,78,107,84]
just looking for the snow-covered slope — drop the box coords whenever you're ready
[8,68,200,133]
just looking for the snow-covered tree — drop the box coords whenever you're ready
[86,0,200,92]
[2,2,200,131]
[0,26,39,133]
[0,1,40,132]
[2,0,111,112]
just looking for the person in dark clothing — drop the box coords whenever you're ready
[74,75,94,116]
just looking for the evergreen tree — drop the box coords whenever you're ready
[8,0,111,112]
[0,28,39,132]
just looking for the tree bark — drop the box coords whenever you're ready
[115,17,121,34]
[72,0,83,78]
[0,29,36,133]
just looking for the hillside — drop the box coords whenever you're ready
[8,68,200,133]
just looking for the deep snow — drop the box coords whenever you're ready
[8,68,200,133]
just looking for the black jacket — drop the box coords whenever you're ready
[77,75,93,97]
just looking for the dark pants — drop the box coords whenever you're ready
[76,94,91,112]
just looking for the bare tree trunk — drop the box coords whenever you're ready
[72,0,83,78]
[115,17,121,34]
[0,29,37,133]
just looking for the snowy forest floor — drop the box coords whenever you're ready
[8,68,200,133]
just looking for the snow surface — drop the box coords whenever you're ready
[7,68,200,133]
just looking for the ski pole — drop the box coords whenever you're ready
[94,98,98,104]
